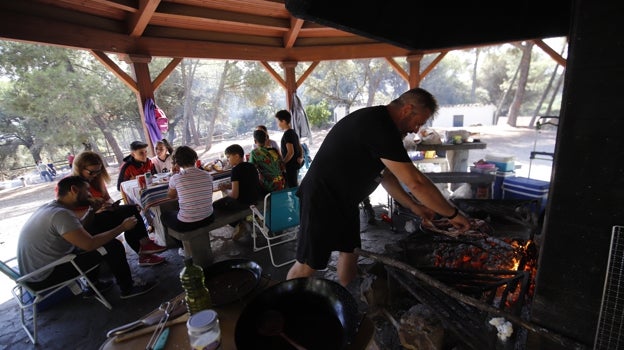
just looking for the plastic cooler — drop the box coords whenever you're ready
[502,176,550,211]
[485,153,515,172]
[493,171,515,199]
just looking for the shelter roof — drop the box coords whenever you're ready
[0,0,571,62]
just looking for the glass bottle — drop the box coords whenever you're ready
[187,309,221,350]
[179,258,212,315]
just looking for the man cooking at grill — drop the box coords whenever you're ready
[287,88,471,287]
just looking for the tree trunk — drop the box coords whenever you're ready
[92,113,124,165]
[546,70,565,116]
[507,42,533,127]
[494,59,520,125]
[205,60,234,152]
[471,48,480,102]
[181,60,200,146]
[529,42,566,127]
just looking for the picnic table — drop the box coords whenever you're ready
[120,170,232,246]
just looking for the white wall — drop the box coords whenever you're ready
[431,104,496,128]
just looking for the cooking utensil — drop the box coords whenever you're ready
[106,299,186,338]
[146,301,175,350]
[203,258,263,306]
[235,277,361,350]
[114,314,189,343]
[257,309,307,350]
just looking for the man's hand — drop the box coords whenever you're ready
[120,216,138,231]
[409,203,436,226]
[449,214,471,232]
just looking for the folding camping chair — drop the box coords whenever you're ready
[250,187,300,267]
[0,254,112,344]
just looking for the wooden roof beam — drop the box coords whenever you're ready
[129,0,161,37]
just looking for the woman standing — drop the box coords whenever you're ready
[71,151,166,266]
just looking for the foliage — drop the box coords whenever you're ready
[0,38,566,177]
[305,101,332,129]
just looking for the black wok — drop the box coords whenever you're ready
[202,258,262,306]
[235,277,361,350]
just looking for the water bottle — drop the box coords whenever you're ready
[179,258,212,315]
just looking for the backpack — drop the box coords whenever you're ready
[154,106,169,133]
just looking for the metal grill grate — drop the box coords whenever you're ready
[594,225,624,350]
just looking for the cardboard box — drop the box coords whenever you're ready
[502,176,550,211]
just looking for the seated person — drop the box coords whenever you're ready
[151,139,174,173]
[161,146,215,235]
[116,140,155,192]
[249,129,286,194]
[70,151,166,267]
[17,176,157,299]
[213,144,261,240]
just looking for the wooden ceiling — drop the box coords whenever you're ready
[0,0,417,62]
[0,0,570,63]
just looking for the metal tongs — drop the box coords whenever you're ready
[145,301,175,350]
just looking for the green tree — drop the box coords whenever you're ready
[305,101,332,129]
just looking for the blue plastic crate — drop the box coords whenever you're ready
[502,176,550,211]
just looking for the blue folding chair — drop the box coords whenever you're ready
[250,187,300,267]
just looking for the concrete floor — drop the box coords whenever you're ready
[0,205,408,350]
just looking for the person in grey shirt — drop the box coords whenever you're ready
[17,176,157,299]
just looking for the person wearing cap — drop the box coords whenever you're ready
[116,141,166,266]
[117,141,156,191]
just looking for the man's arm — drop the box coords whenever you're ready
[63,216,138,251]
[283,142,295,163]
[381,159,470,228]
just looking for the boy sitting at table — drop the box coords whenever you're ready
[213,144,261,241]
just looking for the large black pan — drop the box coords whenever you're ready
[235,277,361,350]
[202,258,262,306]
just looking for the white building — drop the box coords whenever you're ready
[431,104,496,128]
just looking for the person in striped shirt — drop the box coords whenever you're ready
[161,146,215,237]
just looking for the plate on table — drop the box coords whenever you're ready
[203,259,263,306]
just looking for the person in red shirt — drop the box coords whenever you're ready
[67,152,75,169]
[117,141,155,191]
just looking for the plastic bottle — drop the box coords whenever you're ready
[179,258,212,315]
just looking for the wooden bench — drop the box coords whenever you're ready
[166,200,264,269]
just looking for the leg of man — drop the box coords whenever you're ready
[336,252,358,287]
[100,238,134,291]
[25,251,102,291]
[286,261,316,280]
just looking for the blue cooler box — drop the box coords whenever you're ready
[493,171,515,199]
[502,177,550,211]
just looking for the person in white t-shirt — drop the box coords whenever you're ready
[151,139,174,173]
